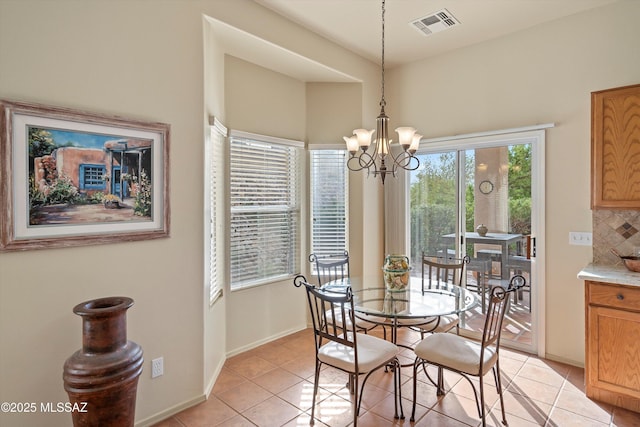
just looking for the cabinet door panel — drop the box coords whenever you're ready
[592,84,640,208]
[588,306,640,395]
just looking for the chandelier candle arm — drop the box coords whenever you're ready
[342,0,421,184]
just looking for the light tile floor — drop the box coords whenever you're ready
[152,327,640,427]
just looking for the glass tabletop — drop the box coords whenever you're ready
[322,278,478,320]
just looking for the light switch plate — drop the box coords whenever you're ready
[569,232,592,246]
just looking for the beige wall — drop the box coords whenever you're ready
[225,56,307,139]
[385,0,640,364]
[306,82,363,145]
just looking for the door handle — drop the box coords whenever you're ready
[531,237,536,258]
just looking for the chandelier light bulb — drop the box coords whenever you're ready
[409,134,422,154]
[378,137,391,155]
[343,135,359,154]
[395,127,417,150]
[353,129,375,150]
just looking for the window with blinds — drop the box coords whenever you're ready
[310,150,348,262]
[229,131,302,290]
[205,118,226,305]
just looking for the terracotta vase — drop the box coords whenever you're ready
[63,297,143,427]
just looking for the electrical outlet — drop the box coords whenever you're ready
[569,232,592,246]
[151,357,163,378]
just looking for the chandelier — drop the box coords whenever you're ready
[344,0,421,184]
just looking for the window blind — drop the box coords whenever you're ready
[310,150,348,259]
[229,132,302,290]
[206,118,226,305]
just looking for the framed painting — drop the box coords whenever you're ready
[0,100,170,251]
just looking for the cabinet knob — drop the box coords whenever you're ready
[617,294,625,300]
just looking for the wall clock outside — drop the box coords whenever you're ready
[479,180,494,194]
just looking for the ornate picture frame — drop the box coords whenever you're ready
[0,100,170,251]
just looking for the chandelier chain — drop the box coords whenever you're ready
[380,0,386,108]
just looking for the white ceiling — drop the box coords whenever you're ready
[254,0,618,68]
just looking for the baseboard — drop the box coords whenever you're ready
[135,394,206,427]
[205,356,227,398]
[226,324,307,358]
[544,352,584,369]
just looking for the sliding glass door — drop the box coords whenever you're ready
[409,150,459,261]
[408,130,544,355]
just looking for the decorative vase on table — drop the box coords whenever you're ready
[476,224,488,236]
[383,254,410,290]
[63,297,143,427]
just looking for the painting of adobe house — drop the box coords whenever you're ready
[29,127,153,226]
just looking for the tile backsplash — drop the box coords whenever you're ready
[593,210,640,265]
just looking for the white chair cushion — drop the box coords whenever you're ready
[318,333,398,373]
[414,333,497,376]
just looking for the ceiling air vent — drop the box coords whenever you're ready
[410,8,460,36]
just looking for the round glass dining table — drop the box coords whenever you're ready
[322,277,478,345]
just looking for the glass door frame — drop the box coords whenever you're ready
[389,126,548,357]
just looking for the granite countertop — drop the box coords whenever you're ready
[578,263,640,287]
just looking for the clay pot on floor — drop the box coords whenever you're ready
[63,296,143,427]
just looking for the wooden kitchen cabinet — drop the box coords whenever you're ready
[591,83,640,209]
[585,280,640,412]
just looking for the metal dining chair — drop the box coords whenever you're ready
[293,275,404,426]
[421,252,469,294]
[309,251,350,286]
[309,251,387,339]
[410,274,526,426]
[398,253,469,336]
